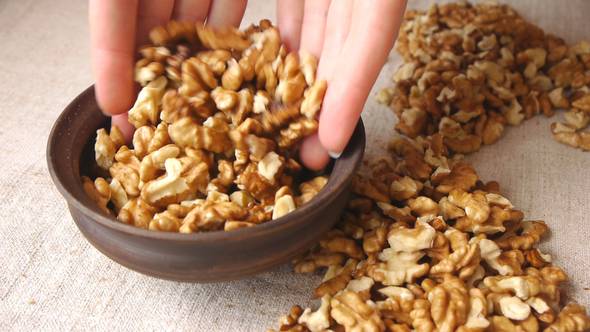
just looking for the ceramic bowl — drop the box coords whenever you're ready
[47,86,365,282]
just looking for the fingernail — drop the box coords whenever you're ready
[328,150,342,159]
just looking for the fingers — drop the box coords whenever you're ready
[299,0,331,58]
[206,0,248,27]
[318,0,407,155]
[172,0,211,22]
[135,0,175,46]
[277,0,304,51]
[89,0,138,115]
[316,0,353,80]
[299,134,330,171]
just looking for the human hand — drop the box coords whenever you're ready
[89,0,407,170]
[277,0,407,170]
[89,0,248,139]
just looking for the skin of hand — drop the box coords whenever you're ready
[89,0,407,170]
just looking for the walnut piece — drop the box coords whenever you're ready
[298,295,331,332]
[330,290,385,332]
[370,222,435,286]
[546,304,590,332]
[272,194,296,220]
[82,176,111,214]
[428,275,469,332]
[95,126,125,170]
[128,76,168,128]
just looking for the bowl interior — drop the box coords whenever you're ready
[47,86,366,242]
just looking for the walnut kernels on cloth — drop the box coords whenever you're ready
[378,1,590,153]
[271,2,590,331]
[274,134,590,332]
[86,20,328,233]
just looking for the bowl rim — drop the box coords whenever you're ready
[47,85,365,243]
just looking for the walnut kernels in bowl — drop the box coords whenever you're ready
[86,20,331,234]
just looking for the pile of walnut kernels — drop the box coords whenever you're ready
[84,20,328,233]
[272,2,590,332]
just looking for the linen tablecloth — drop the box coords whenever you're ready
[1,0,588,330]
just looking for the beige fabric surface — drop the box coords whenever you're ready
[0,0,588,331]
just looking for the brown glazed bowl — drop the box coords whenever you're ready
[47,86,365,282]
